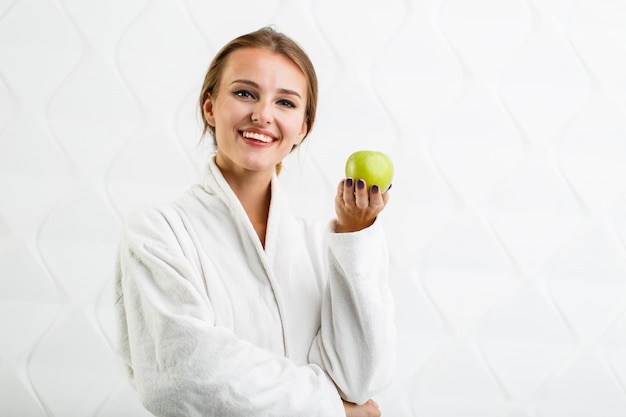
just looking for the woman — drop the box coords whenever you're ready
[115,26,395,417]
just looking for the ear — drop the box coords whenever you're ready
[296,118,308,143]
[203,96,216,127]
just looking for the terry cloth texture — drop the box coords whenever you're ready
[115,157,395,417]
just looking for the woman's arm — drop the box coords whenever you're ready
[115,208,345,417]
[308,179,396,405]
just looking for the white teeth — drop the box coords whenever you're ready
[243,131,273,143]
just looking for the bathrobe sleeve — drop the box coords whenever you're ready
[115,208,345,417]
[309,221,396,405]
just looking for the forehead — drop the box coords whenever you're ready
[221,47,307,92]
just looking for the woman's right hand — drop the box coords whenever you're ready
[343,399,382,417]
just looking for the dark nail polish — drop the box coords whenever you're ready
[346,178,353,187]
[387,183,392,191]
[372,185,379,193]
[357,179,365,190]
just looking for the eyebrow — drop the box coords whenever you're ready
[229,79,303,99]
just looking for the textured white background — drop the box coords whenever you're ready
[2,0,626,416]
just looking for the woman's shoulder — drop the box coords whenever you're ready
[120,203,179,247]
[121,186,205,239]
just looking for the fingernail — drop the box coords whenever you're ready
[372,185,379,193]
[357,179,365,190]
[387,183,393,191]
[346,178,353,187]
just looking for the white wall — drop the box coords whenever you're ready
[2,0,626,416]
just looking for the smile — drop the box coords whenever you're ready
[242,131,275,143]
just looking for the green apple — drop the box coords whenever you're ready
[345,150,394,192]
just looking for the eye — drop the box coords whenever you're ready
[277,99,296,108]
[234,90,254,99]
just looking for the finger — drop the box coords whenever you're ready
[369,185,385,208]
[343,177,356,205]
[355,179,369,209]
[381,184,391,206]
[336,179,346,204]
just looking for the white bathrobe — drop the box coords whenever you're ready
[115,158,395,417]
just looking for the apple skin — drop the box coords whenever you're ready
[345,150,394,192]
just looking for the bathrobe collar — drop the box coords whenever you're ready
[201,156,290,259]
[201,156,294,355]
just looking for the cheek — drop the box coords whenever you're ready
[287,112,307,136]
[214,106,240,132]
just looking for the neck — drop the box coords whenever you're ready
[227,173,272,214]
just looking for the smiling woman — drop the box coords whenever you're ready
[114,26,395,417]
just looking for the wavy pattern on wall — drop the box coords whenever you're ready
[1,0,626,416]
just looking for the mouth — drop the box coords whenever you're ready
[241,130,276,144]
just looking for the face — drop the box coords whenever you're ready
[203,47,309,178]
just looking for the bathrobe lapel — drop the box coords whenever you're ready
[203,158,291,356]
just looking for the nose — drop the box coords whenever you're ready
[251,99,273,125]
